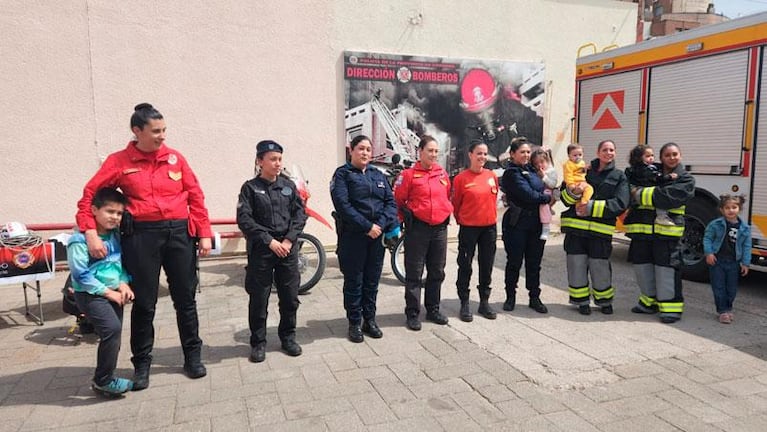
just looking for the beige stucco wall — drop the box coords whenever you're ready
[0,0,635,246]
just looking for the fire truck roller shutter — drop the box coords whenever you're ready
[647,50,748,172]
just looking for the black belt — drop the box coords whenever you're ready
[133,219,188,230]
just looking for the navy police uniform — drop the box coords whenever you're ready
[330,163,398,327]
[501,163,550,310]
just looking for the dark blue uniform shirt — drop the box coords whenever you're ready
[330,163,398,233]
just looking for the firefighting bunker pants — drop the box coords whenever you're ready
[564,234,614,306]
[628,238,684,319]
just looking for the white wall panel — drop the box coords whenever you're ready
[0,0,637,245]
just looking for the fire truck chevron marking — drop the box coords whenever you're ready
[592,90,624,130]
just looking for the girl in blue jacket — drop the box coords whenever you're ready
[703,195,751,324]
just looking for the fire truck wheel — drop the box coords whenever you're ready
[680,196,718,282]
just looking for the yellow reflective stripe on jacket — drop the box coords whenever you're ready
[654,224,684,237]
[591,200,606,218]
[569,286,590,298]
[623,223,653,234]
[635,205,685,214]
[562,188,578,205]
[625,223,684,237]
[593,286,614,300]
[561,217,590,230]
[639,295,657,307]
[589,220,616,235]
[657,302,684,313]
[640,186,655,206]
[560,217,615,235]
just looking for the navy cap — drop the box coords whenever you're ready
[256,140,283,157]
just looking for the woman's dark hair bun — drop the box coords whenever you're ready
[134,103,154,111]
[130,103,163,129]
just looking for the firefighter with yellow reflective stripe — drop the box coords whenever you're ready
[559,140,629,315]
[624,143,695,324]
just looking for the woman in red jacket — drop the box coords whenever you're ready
[394,135,453,331]
[76,103,212,391]
[452,140,499,322]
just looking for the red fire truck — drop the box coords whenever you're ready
[574,12,767,281]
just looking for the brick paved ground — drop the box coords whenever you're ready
[2,233,767,431]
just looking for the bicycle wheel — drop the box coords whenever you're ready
[390,235,407,284]
[297,233,325,294]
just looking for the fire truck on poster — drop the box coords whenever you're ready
[574,12,767,281]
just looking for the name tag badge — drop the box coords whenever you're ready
[122,168,140,175]
[377,181,385,188]
[281,187,292,196]
[168,171,182,181]
[440,179,448,186]
[464,182,476,188]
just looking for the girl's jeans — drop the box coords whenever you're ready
[709,258,739,314]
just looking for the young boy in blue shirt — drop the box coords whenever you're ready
[67,188,135,397]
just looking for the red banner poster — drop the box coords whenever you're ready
[0,242,56,284]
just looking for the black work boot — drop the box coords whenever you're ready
[528,298,548,314]
[631,304,657,314]
[406,315,421,331]
[478,299,497,320]
[459,301,473,322]
[132,363,151,391]
[503,289,516,311]
[183,351,207,379]
[249,343,266,363]
[281,339,303,357]
[660,315,679,324]
[578,304,591,315]
[503,297,515,311]
[426,308,449,325]
[362,320,383,338]
[348,323,364,343]
[184,361,207,379]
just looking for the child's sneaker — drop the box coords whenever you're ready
[92,377,133,398]
[655,213,676,226]
[718,313,732,324]
[539,225,550,241]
